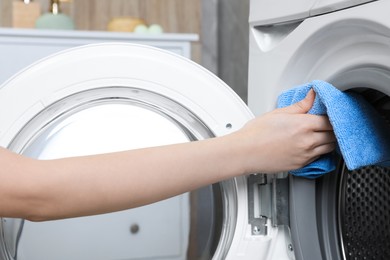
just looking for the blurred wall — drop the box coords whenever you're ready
[201,0,218,75]
[201,0,250,102]
[218,0,250,103]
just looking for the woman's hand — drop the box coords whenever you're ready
[232,89,336,174]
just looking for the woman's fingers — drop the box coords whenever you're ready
[312,142,337,158]
[312,131,337,147]
[310,115,333,131]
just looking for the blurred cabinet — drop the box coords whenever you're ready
[0,0,202,63]
[0,0,201,33]
[0,28,198,85]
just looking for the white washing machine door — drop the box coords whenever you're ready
[0,43,289,260]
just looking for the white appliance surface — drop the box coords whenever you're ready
[249,0,374,26]
[248,0,390,260]
[249,0,390,116]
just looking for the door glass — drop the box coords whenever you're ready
[2,87,230,260]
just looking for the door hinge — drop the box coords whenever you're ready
[247,174,289,236]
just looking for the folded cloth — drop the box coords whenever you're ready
[277,80,390,178]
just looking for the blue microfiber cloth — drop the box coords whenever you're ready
[277,80,390,178]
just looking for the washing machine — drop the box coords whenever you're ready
[248,0,390,259]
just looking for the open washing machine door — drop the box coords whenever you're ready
[0,43,291,260]
[249,0,390,259]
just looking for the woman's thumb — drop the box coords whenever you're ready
[283,89,315,114]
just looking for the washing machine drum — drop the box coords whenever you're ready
[289,89,390,260]
[338,90,390,260]
[0,43,254,260]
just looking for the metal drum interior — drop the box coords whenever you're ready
[0,86,238,260]
[339,88,390,260]
[316,88,390,260]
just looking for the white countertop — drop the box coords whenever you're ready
[0,27,199,42]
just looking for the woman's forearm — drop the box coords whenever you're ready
[0,89,336,221]
[15,134,244,221]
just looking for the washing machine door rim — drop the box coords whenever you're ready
[0,43,284,260]
[4,85,237,260]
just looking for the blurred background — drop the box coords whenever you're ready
[0,0,250,102]
[0,2,250,259]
